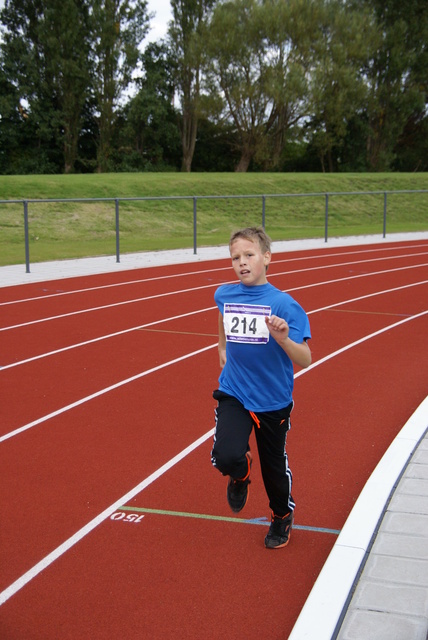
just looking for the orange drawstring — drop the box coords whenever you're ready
[250,413,286,429]
[250,411,261,429]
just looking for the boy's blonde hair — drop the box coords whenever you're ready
[229,227,272,254]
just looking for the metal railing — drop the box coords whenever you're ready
[1,189,427,273]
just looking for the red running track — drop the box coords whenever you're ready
[1,240,427,639]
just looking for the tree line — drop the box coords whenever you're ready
[0,0,427,175]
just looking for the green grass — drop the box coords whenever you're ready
[0,172,427,266]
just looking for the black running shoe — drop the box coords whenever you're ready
[264,511,294,549]
[226,452,252,513]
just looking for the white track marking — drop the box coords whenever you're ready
[294,309,428,379]
[0,282,230,332]
[305,280,428,316]
[0,344,217,443]
[0,268,228,306]
[0,308,427,606]
[2,244,427,306]
[284,263,428,294]
[0,428,215,607]
[1,278,427,371]
[1,260,427,333]
[0,306,216,370]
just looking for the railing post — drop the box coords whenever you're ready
[324,193,329,243]
[262,195,266,229]
[24,200,30,273]
[383,192,387,238]
[115,199,120,263]
[193,197,197,255]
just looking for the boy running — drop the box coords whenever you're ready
[211,227,311,548]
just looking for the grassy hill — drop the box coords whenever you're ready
[0,172,427,265]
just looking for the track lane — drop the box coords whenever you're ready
[1,240,426,306]
[1,500,335,640]
[2,312,427,638]
[1,258,426,365]
[1,244,426,328]
[1,276,426,435]
[1,261,426,436]
[0,349,219,590]
[1,240,428,639]
[1,307,426,586]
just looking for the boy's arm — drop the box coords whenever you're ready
[218,312,227,368]
[265,315,312,368]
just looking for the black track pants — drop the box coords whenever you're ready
[211,390,294,517]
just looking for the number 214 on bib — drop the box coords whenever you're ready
[223,303,271,344]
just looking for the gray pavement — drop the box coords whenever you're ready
[335,423,428,640]
[2,232,428,640]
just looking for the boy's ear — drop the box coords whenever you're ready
[264,251,271,265]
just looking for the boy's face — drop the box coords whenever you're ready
[230,237,271,286]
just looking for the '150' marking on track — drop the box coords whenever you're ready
[110,512,145,523]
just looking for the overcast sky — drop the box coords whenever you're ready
[146,0,172,43]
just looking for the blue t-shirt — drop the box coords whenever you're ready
[215,282,311,412]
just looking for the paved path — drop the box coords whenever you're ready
[336,423,428,640]
[2,232,426,288]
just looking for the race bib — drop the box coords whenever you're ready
[223,303,271,344]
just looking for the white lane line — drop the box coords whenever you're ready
[1,256,427,332]
[295,309,428,380]
[0,309,427,605]
[0,306,215,371]
[0,343,217,443]
[3,304,426,445]
[2,277,427,371]
[0,267,229,306]
[2,244,427,306]
[306,279,428,315]
[0,282,229,332]
[0,428,215,607]
[285,263,428,294]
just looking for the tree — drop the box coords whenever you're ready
[205,0,312,172]
[91,0,151,172]
[393,108,428,171]
[192,117,240,170]
[41,0,92,172]
[306,1,376,172]
[358,0,428,170]
[258,0,316,169]
[0,0,92,173]
[0,61,26,173]
[115,42,181,170]
[205,0,270,172]
[168,0,215,172]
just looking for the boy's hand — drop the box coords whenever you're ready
[265,315,312,368]
[265,315,289,342]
